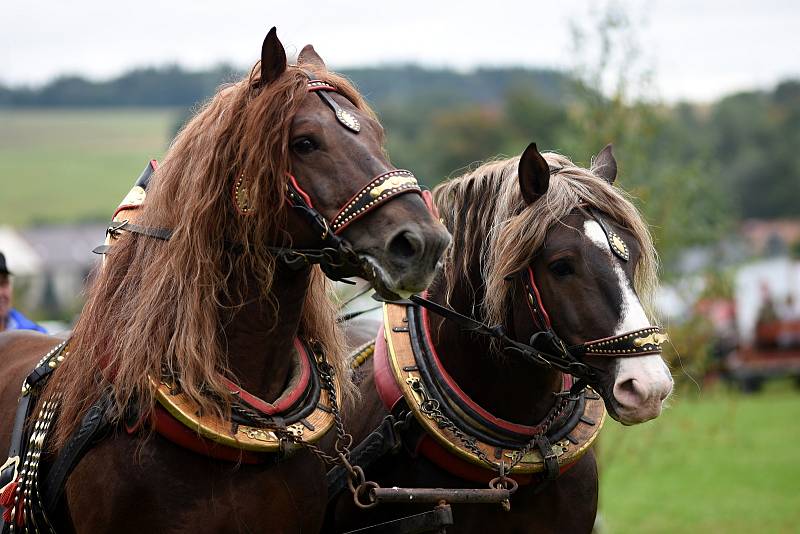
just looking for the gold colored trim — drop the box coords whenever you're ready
[151,367,339,453]
[370,176,418,198]
[383,303,606,474]
[117,185,146,209]
[633,332,669,348]
[350,341,376,369]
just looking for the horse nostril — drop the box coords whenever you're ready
[387,230,422,261]
[613,377,647,408]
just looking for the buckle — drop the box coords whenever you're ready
[107,219,129,238]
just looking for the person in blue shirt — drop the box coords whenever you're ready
[0,251,47,334]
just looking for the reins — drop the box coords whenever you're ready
[407,295,601,397]
[406,204,669,399]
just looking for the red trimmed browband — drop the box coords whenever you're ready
[419,301,572,436]
[306,80,337,92]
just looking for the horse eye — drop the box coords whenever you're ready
[549,259,574,277]
[291,137,318,155]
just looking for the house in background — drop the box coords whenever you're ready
[0,224,105,323]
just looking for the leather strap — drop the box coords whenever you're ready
[325,415,400,501]
[330,170,421,234]
[306,79,361,133]
[41,391,114,513]
[410,303,575,446]
[1,341,68,533]
[407,294,597,382]
[587,207,629,261]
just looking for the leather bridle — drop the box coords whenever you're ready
[410,208,668,398]
[97,74,423,282]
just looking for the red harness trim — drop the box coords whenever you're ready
[220,338,311,415]
[126,338,311,464]
[526,267,552,330]
[374,323,404,412]
[421,189,439,218]
[418,298,571,436]
[306,80,338,92]
[287,174,315,208]
[373,305,578,484]
[152,405,265,464]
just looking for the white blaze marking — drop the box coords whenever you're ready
[583,220,673,422]
[583,220,650,334]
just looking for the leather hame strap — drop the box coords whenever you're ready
[1,341,68,533]
[41,391,114,514]
[325,415,400,501]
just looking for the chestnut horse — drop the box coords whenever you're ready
[0,29,449,533]
[328,143,673,533]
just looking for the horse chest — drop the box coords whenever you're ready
[64,434,327,533]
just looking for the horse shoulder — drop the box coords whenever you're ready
[66,431,327,532]
[0,331,65,448]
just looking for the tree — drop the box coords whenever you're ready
[559,0,731,273]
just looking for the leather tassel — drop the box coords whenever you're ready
[2,500,24,527]
[0,480,24,526]
[0,479,16,507]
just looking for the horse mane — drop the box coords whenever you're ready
[432,151,659,330]
[45,60,373,449]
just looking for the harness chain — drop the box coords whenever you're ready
[410,378,565,492]
[225,351,380,508]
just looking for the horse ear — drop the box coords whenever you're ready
[518,143,550,205]
[592,144,617,184]
[260,27,287,86]
[298,44,327,71]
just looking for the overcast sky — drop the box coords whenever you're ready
[2,0,798,102]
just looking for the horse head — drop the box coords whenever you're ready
[254,28,450,298]
[502,143,673,424]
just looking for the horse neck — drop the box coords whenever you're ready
[222,265,311,403]
[427,271,562,425]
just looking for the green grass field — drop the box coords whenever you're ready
[0,108,176,226]
[599,382,800,533]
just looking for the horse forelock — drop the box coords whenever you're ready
[433,152,659,333]
[44,62,372,448]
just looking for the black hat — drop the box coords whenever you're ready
[0,252,11,275]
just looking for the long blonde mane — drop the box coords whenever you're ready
[433,152,659,330]
[46,61,374,448]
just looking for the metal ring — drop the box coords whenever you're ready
[353,481,380,509]
[346,464,366,494]
[420,398,440,413]
[335,434,354,454]
[489,476,519,495]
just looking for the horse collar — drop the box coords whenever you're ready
[374,302,606,484]
[144,338,340,462]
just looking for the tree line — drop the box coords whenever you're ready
[2,65,798,267]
